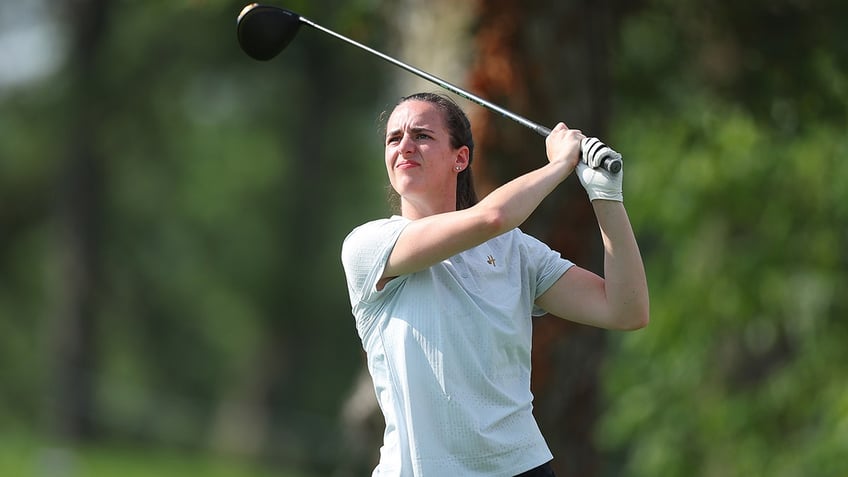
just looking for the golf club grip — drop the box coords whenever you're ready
[536,126,622,174]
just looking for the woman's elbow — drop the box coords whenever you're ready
[626,313,650,331]
[474,205,510,236]
[618,305,650,331]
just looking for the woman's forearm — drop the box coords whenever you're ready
[593,200,650,328]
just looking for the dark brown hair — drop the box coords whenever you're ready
[381,92,478,210]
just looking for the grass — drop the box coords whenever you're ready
[0,435,313,477]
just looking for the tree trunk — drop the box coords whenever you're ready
[469,1,619,475]
[49,0,112,441]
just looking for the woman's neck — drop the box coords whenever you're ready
[401,196,456,220]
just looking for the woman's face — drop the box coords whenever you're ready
[384,100,467,207]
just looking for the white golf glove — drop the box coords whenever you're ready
[578,137,623,202]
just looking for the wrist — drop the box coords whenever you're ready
[587,191,624,202]
[543,160,574,181]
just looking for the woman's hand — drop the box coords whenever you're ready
[545,122,584,172]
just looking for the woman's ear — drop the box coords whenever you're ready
[454,146,470,172]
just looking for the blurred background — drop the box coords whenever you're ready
[1,0,846,476]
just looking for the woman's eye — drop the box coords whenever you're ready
[416,133,431,140]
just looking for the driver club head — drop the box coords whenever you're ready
[237,3,302,61]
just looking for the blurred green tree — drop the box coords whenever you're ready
[599,1,848,475]
[1,0,390,472]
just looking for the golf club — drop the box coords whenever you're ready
[236,3,622,174]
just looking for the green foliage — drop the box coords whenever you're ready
[597,1,848,475]
[601,100,848,476]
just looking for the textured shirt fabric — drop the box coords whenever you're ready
[341,216,574,477]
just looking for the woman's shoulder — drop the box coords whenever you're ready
[485,228,557,258]
[347,215,409,238]
[342,215,410,260]
[488,227,536,247]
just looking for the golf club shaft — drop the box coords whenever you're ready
[290,12,620,173]
[298,16,552,137]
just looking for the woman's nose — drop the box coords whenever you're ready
[398,133,415,154]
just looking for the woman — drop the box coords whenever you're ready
[341,92,649,476]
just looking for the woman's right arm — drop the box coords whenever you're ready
[382,123,583,280]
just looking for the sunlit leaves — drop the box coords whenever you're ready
[601,85,848,477]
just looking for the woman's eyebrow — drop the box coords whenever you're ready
[410,127,435,135]
[386,126,436,137]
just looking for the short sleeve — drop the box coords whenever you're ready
[341,216,410,306]
[519,231,574,316]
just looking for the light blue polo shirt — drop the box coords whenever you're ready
[341,216,573,477]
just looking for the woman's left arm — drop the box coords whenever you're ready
[536,200,649,330]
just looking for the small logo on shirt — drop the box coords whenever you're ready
[486,255,496,266]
